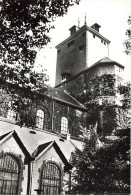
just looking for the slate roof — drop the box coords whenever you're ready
[0,119,83,165]
[91,57,124,68]
[55,57,125,88]
[47,86,87,111]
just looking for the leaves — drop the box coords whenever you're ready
[124,15,131,55]
[71,129,130,194]
[0,0,80,127]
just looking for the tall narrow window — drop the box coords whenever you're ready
[36,109,44,129]
[61,117,68,135]
[0,153,21,195]
[39,161,61,195]
[6,102,17,122]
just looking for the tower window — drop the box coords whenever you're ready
[39,161,61,195]
[79,45,84,51]
[101,40,103,43]
[61,72,70,82]
[104,42,106,45]
[67,40,74,48]
[36,109,44,129]
[61,117,68,135]
[93,34,95,38]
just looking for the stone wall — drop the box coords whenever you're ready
[0,83,86,139]
[56,63,124,135]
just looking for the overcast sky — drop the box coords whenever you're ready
[35,0,131,86]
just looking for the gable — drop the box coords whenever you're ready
[0,130,34,164]
[0,136,25,162]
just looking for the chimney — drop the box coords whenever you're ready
[69,25,79,36]
[90,23,101,33]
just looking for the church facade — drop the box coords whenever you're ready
[0,22,126,195]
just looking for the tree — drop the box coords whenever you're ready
[70,126,130,194]
[124,15,131,54]
[0,0,79,127]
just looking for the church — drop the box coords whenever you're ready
[0,21,125,195]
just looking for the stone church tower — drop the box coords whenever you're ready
[55,23,125,135]
[55,22,110,86]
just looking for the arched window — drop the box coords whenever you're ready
[36,109,44,129]
[0,153,22,195]
[6,102,17,122]
[39,161,61,195]
[61,117,68,135]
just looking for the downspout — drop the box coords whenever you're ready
[26,161,34,195]
[107,43,110,58]
[26,162,31,195]
[29,161,34,195]
[52,100,54,131]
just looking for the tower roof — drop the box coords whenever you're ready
[56,24,110,49]
[55,57,125,88]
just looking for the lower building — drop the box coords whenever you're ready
[0,82,86,195]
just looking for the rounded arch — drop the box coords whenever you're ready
[0,152,23,195]
[39,160,63,195]
[61,116,68,135]
[35,104,51,130]
[36,109,45,129]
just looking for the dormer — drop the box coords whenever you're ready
[90,23,101,33]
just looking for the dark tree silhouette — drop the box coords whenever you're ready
[0,0,80,127]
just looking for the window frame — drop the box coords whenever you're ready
[36,109,45,129]
[0,152,23,195]
[38,160,63,195]
[61,117,68,135]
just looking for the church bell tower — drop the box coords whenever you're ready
[55,22,110,86]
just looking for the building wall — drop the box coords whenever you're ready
[87,31,109,67]
[57,64,117,100]
[55,25,110,86]
[31,147,65,195]
[0,137,28,195]
[56,63,124,135]
[55,28,87,85]
[0,84,86,139]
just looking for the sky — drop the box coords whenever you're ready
[35,0,131,86]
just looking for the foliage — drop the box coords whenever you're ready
[0,0,79,127]
[69,73,130,134]
[124,15,131,54]
[118,82,131,109]
[70,127,130,194]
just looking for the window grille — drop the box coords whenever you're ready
[40,162,61,195]
[36,109,44,129]
[0,153,21,195]
[61,117,68,135]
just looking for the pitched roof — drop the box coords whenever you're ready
[0,120,83,167]
[0,130,34,164]
[92,57,124,67]
[47,86,87,111]
[33,141,72,171]
[55,57,125,88]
